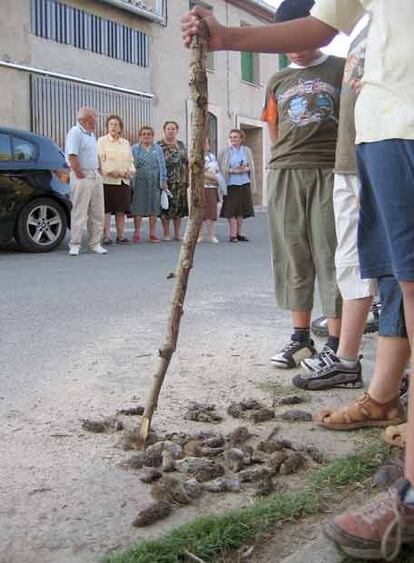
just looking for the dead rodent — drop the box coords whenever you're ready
[195,463,225,483]
[279,452,306,475]
[150,476,192,505]
[132,501,172,527]
[228,426,252,447]
[81,417,123,433]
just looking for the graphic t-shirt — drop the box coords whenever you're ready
[312,0,414,143]
[262,55,345,169]
[335,25,368,174]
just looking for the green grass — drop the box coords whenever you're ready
[313,441,391,489]
[103,490,319,563]
[103,441,393,563]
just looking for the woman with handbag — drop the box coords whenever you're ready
[157,121,189,241]
[199,138,226,243]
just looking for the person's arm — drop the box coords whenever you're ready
[262,88,279,144]
[67,154,85,179]
[97,138,119,178]
[66,129,85,179]
[156,144,168,189]
[182,7,337,53]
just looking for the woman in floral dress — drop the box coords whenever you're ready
[158,121,189,241]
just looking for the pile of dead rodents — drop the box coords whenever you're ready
[81,398,320,527]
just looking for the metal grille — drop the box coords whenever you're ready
[31,0,149,66]
[31,75,152,148]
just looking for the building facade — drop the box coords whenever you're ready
[0,0,277,204]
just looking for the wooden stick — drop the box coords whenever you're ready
[137,37,208,447]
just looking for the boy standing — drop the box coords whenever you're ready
[263,1,344,370]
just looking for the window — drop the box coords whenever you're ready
[13,139,37,162]
[31,75,152,148]
[279,54,289,70]
[189,1,214,71]
[241,23,259,84]
[0,135,12,161]
[31,0,149,67]
[207,113,218,157]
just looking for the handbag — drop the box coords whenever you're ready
[160,188,172,210]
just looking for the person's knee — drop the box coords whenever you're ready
[378,276,407,337]
[400,280,414,300]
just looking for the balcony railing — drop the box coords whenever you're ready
[100,0,167,24]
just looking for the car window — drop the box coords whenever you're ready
[13,137,37,161]
[0,134,12,161]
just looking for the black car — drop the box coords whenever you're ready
[0,127,71,252]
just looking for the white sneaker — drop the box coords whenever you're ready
[90,244,108,255]
[68,246,80,256]
[207,236,219,243]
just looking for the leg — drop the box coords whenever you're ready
[88,175,105,248]
[400,280,414,484]
[69,175,91,248]
[229,217,238,239]
[162,218,170,239]
[104,213,111,240]
[292,310,311,330]
[133,215,142,241]
[337,297,373,359]
[173,217,182,240]
[207,219,215,241]
[268,170,317,368]
[149,215,158,238]
[309,169,342,322]
[236,217,244,236]
[115,212,126,239]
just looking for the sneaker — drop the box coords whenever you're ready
[311,301,381,338]
[103,237,113,245]
[198,236,204,243]
[68,246,80,256]
[324,481,414,561]
[207,236,219,243]
[293,354,363,390]
[270,338,316,369]
[116,237,130,245]
[400,368,410,406]
[163,235,172,242]
[149,235,160,243]
[301,343,337,373]
[90,244,108,254]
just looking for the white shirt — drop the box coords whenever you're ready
[311,0,414,143]
[65,123,99,170]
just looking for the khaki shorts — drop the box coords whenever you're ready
[333,173,377,300]
[267,167,342,317]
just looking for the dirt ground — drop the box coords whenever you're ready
[0,217,380,563]
[1,329,378,563]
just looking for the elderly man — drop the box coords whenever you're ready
[65,107,107,256]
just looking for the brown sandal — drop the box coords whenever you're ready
[314,393,406,431]
[383,423,407,448]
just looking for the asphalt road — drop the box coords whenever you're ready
[0,212,286,563]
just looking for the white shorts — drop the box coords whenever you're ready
[334,173,377,300]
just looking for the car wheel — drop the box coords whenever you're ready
[16,198,67,252]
